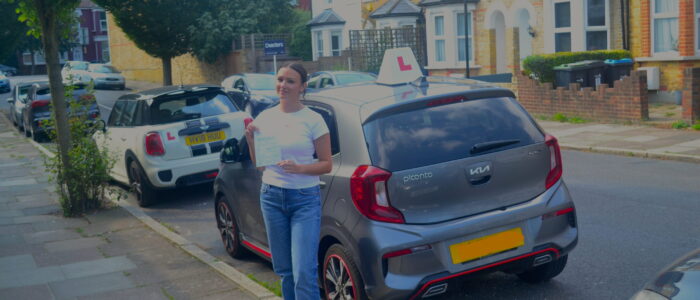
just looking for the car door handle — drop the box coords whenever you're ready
[320,181,327,189]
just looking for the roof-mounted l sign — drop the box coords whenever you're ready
[376,47,423,85]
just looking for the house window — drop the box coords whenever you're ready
[101,41,110,62]
[456,12,473,62]
[585,0,608,50]
[315,31,324,58]
[652,0,678,54]
[99,11,107,31]
[554,1,572,52]
[434,16,445,62]
[331,31,341,56]
[696,0,700,51]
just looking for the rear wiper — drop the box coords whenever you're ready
[470,139,520,155]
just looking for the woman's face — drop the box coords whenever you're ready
[276,67,305,102]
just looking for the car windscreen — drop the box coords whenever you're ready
[150,92,238,125]
[363,97,543,172]
[70,62,88,70]
[89,65,120,73]
[335,73,376,85]
[246,74,275,90]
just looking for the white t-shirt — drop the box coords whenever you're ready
[253,106,329,189]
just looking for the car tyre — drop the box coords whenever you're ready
[119,84,125,90]
[128,160,157,207]
[23,121,30,137]
[216,198,248,259]
[31,128,41,142]
[517,254,568,283]
[323,244,368,300]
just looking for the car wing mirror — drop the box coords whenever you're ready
[94,119,107,133]
[6,98,13,104]
[221,138,241,163]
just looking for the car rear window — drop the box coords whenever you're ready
[150,92,238,125]
[363,97,544,172]
[335,73,376,85]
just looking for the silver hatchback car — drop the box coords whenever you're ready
[214,77,577,299]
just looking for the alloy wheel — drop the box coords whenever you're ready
[217,202,236,253]
[325,254,356,300]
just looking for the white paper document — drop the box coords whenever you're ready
[254,134,281,167]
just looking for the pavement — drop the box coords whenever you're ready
[1,78,699,300]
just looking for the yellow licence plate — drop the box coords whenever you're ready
[185,131,226,146]
[449,228,524,264]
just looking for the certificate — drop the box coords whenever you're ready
[254,134,281,167]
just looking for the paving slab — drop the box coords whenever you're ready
[0,178,38,187]
[0,210,23,218]
[123,246,212,285]
[99,226,175,257]
[81,207,143,236]
[0,234,25,247]
[24,229,81,244]
[76,285,169,300]
[0,265,65,289]
[0,223,35,235]
[13,214,62,225]
[623,135,660,143]
[33,247,105,268]
[23,204,62,216]
[60,256,137,280]
[0,254,37,272]
[44,237,107,253]
[32,217,90,232]
[49,271,135,300]
[159,270,238,299]
[0,284,54,300]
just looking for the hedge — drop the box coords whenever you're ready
[522,50,631,83]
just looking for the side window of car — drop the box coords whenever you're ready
[319,75,334,88]
[108,100,126,127]
[306,103,340,156]
[120,101,138,127]
[234,79,245,91]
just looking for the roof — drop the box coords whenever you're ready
[78,0,100,9]
[370,0,422,19]
[307,9,346,27]
[419,0,479,7]
[133,84,223,100]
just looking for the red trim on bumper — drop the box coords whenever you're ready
[409,248,561,300]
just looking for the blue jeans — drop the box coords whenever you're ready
[260,183,321,300]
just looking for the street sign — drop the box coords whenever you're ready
[263,40,286,56]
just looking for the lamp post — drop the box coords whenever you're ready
[464,0,470,78]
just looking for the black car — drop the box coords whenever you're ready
[22,82,100,141]
[220,73,277,117]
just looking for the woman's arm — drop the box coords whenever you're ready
[277,133,332,175]
[244,123,259,168]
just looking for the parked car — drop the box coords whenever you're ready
[220,73,277,117]
[82,64,126,90]
[0,73,10,93]
[0,64,17,76]
[21,82,99,142]
[6,81,46,132]
[93,85,250,207]
[307,71,377,90]
[631,248,700,300]
[61,61,90,84]
[213,50,578,299]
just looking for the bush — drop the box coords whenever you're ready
[671,120,690,129]
[43,85,118,217]
[522,50,631,83]
[693,122,700,130]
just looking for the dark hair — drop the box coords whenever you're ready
[280,63,308,84]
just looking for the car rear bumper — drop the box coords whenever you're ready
[141,154,220,189]
[348,180,578,300]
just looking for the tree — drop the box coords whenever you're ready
[0,2,28,63]
[6,0,80,207]
[187,0,292,64]
[93,0,204,85]
[283,9,312,61]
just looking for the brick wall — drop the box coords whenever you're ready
[682,68,700,123]
[679,0,695,57]
[516,71,649,121]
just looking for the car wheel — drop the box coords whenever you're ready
[216,198,248,259]
[31,128,41,142]
[128,160,157,207]
[517,254,568,283]
[23,121,30,137]
[119,84,125,90]
[323,244,367,300]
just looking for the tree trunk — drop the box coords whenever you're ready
[162,57,172,85]
[30,50,36,75]
[36,0,73,198]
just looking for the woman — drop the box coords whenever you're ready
[245,63,332,300]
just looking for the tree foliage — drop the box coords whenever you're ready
[285,9,312,61]
[0,2,28,63]
[187,0,292,63]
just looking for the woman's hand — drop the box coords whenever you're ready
[277,160,303,174]
[245,123,258,138]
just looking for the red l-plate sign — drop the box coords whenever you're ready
[398,56,413,71]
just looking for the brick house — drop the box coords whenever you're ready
[419,0,627,77]
[630,0,700,93]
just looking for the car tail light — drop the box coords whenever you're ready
[545,134,562,189]
[244,117,253,128]
[80,94,96,102]
[89,111,100,119]
[31,99,50,109]
[145,132,165,156]
[350,165,405,224]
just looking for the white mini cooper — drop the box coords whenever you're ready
[94,85,250,206]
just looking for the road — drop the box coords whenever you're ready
[3,75,700,299]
